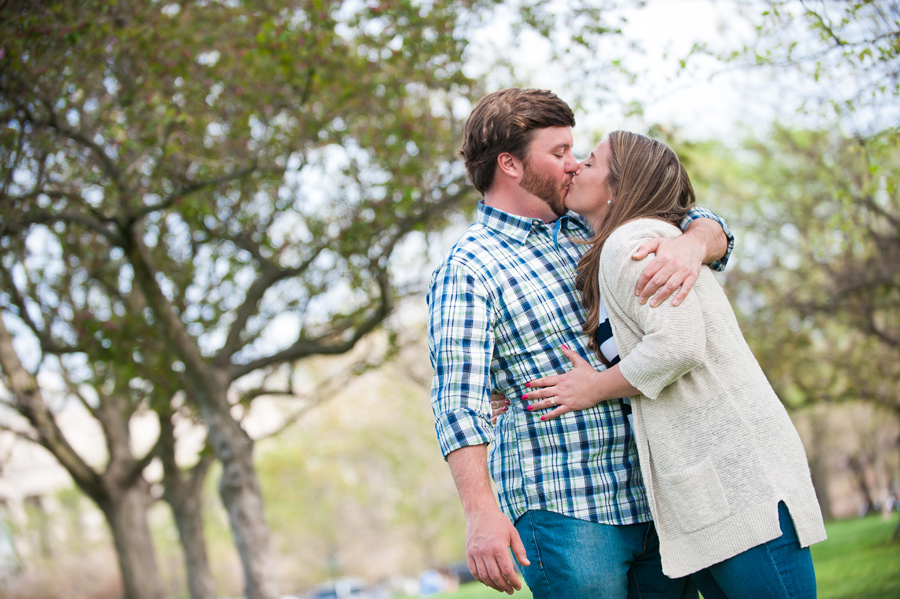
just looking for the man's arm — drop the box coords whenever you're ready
[428,262,528,593]
[633,212,732,307]
[447,445,530,595]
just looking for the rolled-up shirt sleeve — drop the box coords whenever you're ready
[427,262,496,458]
[681,207,734,271]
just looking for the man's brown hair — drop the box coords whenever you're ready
[460,88,576,194]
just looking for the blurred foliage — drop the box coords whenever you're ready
[743,0,899,132]
[726,127,899,415]
[671,123,899,414]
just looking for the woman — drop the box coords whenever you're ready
[507,131,827,598]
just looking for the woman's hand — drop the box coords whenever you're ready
[522,346,606,421]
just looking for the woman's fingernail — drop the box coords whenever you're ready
[526,406,533,412]
[521,394,528,399]
[540,416,546,421]
[525,382,531,387]
[562,345,569,350]
[505,400,510,405]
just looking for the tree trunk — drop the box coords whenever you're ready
[807,409,834,520]
[168,489,216,599]
[0,314,166,598]
[101,481,166,599]
[159,413,216,599]
[206,405,277,599]
[848,455,876,515]
[127,229,278,599]
[894,437,900,542]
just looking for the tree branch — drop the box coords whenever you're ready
[229,268,392,380]
[134,162,275,222]
[0,311,103,498]
[2,79,128,194]
[124,221,212,391]
[214,239,333,368]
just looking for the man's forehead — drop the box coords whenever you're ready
[530,126,573,149]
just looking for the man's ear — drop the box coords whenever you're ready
[496,152,523,180]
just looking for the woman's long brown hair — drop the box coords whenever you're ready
[576,131,696,364]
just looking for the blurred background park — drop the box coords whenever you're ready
[0,1,898,598]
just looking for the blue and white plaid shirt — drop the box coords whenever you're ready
[427,203,733,525]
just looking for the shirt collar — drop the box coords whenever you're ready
[476,202,593,245]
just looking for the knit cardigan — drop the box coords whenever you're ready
[598,219,827,578]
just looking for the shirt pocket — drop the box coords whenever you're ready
[659,456,730,533]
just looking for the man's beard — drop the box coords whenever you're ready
[522,159,568,217]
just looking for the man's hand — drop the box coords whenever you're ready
[447,446,530,594]
[464,505,530,594]
[633,218,728,307]
[491,393,509,424]
[632,235,705,307]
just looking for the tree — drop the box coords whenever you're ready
[158,407,217,599]
[680,125,900,530]
[738,0,900,133]
[0,313,167,599]
[0,1,470,595]
[0,0,630,596]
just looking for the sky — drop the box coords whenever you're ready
[466,0,803,151]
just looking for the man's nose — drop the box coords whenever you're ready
[571,160,586,175]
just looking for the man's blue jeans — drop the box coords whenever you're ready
[689,502,817,599]
[514,510,696,599]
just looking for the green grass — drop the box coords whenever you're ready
[813,513,900,599]
[413,514,899,599]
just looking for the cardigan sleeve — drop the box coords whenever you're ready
[600,220,707,400]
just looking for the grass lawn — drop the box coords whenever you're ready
[813,513,900,599]
[412,513,899,599]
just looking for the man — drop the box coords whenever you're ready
[427,89,732,598]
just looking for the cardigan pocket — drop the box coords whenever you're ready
[659,456,730,533]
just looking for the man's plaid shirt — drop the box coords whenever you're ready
[427,202,733,525]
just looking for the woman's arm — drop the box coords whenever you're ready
[520,346,638,420]
[604,225,707,399]
[518,222,709,419]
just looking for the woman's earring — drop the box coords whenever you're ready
[607,200,612,206]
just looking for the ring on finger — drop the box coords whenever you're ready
[550,398,556,406]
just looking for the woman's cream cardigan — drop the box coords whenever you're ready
[598,219,827,578]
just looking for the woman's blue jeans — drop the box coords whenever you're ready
[513,502,816,599]
[514,510,696,599]
[689,502,818,599]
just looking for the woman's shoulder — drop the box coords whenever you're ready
[605,218,681,254]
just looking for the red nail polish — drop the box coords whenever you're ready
[540,416,546,421]
[526,406,532,411]
[525,382,531,387]
[522,394,528,399]
[562,345,569,350]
